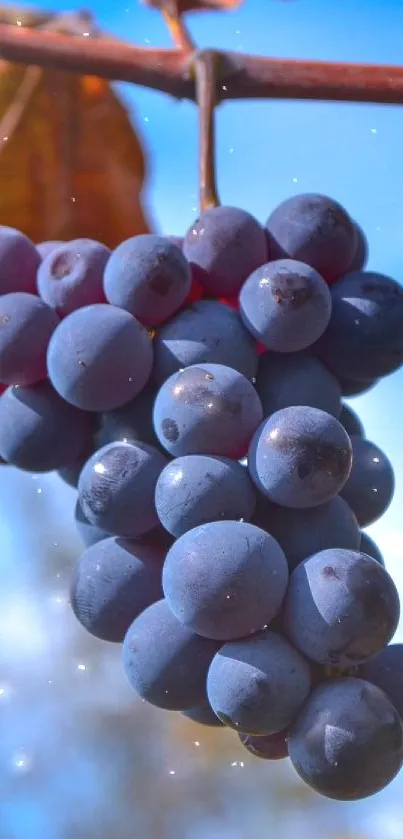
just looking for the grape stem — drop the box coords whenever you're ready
[194,50,220,211]
[1,24,403,105]
[144,0,195,52]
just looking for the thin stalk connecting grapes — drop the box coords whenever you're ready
[194,50,221,211]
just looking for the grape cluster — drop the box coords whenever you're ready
[1,193,403,802]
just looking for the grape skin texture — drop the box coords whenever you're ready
[182,702,224,728]
[348,222,368,272]
[0,292,59,385]
[255,351,341,419]
[283,548,400,667]
[36,240,64,260]
[37,238,110,316]
[0,226,40,294]
[70,537,164,642]
[122,599,219,710]
[265,194,357,284]
[339,404,364,438]
[340,437,395,527]
[153,363,263,459]
[359,644,403,717]
[162,520,288,641]
[360,532,384,566]
[155,454,256,538]
[47,303,153,411]
[103,234,191,327]
[183,206,268,297]
[206,630,311,735]
[0,381,92,472]
[152,300,258,385]
[288,678,403,800]
[78,440,167,538]
[316,271,403,381]
[96,379,161,450]
[248,406,352,508]
[58,440,95,488]
[239,259,332,352]
[239,730,288,761]
[75,500,109,548]
[252,495,360,571]
[336,375,378,398]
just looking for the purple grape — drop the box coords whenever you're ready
[239,730,288,761]
[283,548,400,667]
[78,440,167,538]
[337,375,378,398]
[37,238,110,316]
[47,303,153,411]
[0,226,40,294]
[122,599,219,710]
[155,454,256,537]
[207,630,311,735]
[339,404,364,438]
[58,437,96,488]
[252,495,360,571]
[265,194,357,284]
[75,499,109,548]
[359,644,403,717]
[0,292,59,385]
[153,363,263,459]
[288,678,403,800]
[36,240,64,260]
[256,351,341,419]
[167,236,184,249]
[96,379,161,450]
[104,234,191,327]
[348,222,368,272]
[162,520,288,641]
[70,536,164,642]
[360,532,384,566]
[316,271,403,381]
[182,702,224,727]
[183,206,268,297]
[153,300,258,385]
[248,406,352,508]
[239,259,332,352]
[0,381,92,471]
[340,437,395,527]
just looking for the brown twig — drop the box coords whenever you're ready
[0,24,403,105]
[194,50,220,211]
[144,0,195,51]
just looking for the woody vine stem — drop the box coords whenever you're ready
[0,6,403,208]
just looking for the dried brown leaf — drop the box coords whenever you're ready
[0,9,151,247]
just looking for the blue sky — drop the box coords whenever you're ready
[1,1,403,837]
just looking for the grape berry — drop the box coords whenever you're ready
[1,195,402,802]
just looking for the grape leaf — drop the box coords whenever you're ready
[0,9,151,247]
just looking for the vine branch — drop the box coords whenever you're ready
[0,23,403,105]
[194,50,220,211]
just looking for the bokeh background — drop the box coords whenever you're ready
[1,0,403,837]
